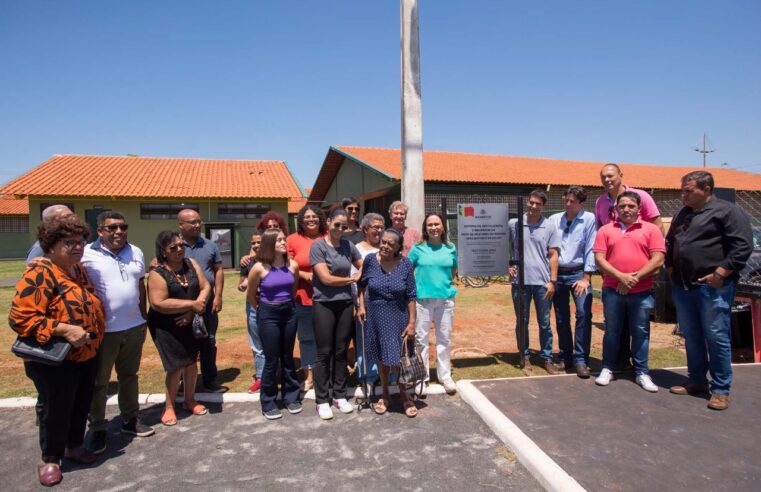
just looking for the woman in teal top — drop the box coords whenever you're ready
[408,213,458,396]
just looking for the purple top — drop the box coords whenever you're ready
[259,265,295,303]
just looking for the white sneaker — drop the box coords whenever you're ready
[316,403,334,420]
[636,374,659,393]
[441,379,457,395]
[595,368,613,386]
[333,398,354,414]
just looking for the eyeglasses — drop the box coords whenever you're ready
[180,220,202,226]
[265,223,279,229]
[167,243,185,252]
[332,223,349,230]
[103,224,129,232]
[61,239,86,248]
[346,206,359,212]
[368,225,384,231]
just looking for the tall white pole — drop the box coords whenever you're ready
[400,0,425,231]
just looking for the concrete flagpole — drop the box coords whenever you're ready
[400,0,425,231]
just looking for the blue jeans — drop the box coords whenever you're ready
[245,302,265,379]
[601,288,654,375]
[199,290,219,386]
[257,301,300,412]
[672,281,736,395]
[553,271,593,365]
[295,303,316,369]
[512,285,553,361]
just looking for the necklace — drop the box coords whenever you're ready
[163,263,189,288]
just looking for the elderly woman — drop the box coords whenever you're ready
[388,201,421,256]
[409,213,459,396]
[310,208,362,419]
[351,213,385,382]
[147,231,211,427]
[357,228,418,417]
[10,215,106,487]
[286,205,327,391]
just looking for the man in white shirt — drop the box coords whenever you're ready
[83,211,153,454]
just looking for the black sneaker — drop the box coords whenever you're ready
[202,381,228,393]
[286,402,303,414]
[90,430,107,455]
[121,418,156,437]
[263,408,283,420]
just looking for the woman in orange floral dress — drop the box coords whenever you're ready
[9,215,105,487]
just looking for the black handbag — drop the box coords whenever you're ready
[11,336,71,366]
[192,314,208,339]
[397,335,426,391]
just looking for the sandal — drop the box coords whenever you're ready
[183,401,208,416]
[403,400,418,418]
[374,398,388,415]
[161,408,178,426]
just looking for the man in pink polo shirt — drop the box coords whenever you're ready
[594,163,663,232]
[593,191,665,393]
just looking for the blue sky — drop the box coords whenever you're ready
[1,1,759,192]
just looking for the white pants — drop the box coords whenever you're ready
[415,297,455,383]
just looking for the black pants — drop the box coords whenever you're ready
[199,289,220,386]
[25,358,97,463]
[258,301,300,412]
[313,300,354,404]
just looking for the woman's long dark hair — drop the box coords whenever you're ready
[296,205,327,236]
[257,229,287,266]
[421,213,450,245]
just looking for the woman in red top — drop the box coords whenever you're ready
[10,215,106,487]
[286,205,326,391]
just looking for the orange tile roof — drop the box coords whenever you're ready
[0,196,29,215]
[0,155,303,200]
[318,146,761,196]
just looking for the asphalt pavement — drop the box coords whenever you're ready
[0,393,542,492]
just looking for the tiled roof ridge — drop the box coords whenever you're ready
[49,154,284,164]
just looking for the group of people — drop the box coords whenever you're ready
[510,166,751,413]
[11,199,459,486]
[10,166,752,487]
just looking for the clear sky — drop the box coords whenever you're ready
[1,1,759,193]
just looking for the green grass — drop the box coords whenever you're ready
[0,260,25,284]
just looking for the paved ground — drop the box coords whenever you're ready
[473,364,761,492]
[0,393,542,492]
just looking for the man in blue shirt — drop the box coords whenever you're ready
[508,190,560,374]
[548,187,597,378]
[25,205,73,262]
[178,209,226,393]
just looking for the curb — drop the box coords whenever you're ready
[0,384,447,409]
[457,380,586,492]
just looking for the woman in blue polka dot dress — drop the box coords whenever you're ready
[357,228,418,417]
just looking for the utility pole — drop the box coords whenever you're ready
[400,0,425,231]
[693,133,715,168]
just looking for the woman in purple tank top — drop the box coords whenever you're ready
[246,229,300,420]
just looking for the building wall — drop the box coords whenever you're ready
[322,157,395,206]
[0,215,30,258]
[27,198,288,267]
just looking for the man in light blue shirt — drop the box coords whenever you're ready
[548,187,597,378]
[25,204,73,262]
[508,190,560,373]
[82,211,153,455]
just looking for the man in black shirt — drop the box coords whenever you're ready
[666,171,752,410]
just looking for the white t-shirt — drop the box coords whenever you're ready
[82,241,146,333]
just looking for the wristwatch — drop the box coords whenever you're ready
[712,271,725,280]
[549,279,557,285]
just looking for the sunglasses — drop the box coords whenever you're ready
[564,222,571,234]
[103,224,129,232]
[167,243,185,252]
[608,204,616,220]
[332,223,349,230]
[62,239,86,248]
[346,206,359,212]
